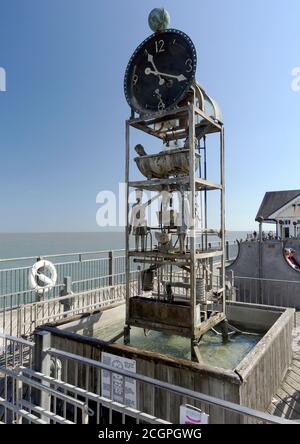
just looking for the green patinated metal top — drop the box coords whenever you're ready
[148,7,170,32]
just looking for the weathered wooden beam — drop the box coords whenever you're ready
[195,250,223,259]
[132,257,191,274]
[195,312,226,338]
[128,250,191,260]
[195,177,222,190]
[129,248,223,261]
[192,345,203,364]
[107,330,124,344]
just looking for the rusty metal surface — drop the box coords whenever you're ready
[129,296,191,328]
[134,148,200,179]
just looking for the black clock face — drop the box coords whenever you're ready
[124,29,197,114]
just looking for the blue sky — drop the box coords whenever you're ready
[0,0,299,232]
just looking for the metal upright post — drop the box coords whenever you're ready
[60,276,72,317]
[108,251,114,286]
[34,330,51,423]
[255,217,264,303]
[226,241,229,261]
[203,136,208,251]
[220,125,226,314]
[188,102,196,348]
[259,221,263,241]
[124,120,130,344]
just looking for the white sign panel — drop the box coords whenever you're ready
[101,352,136,408]
[180,404,209,424]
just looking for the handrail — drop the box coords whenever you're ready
[234,275,300,285]
[0,366,87,410]
[0,248,126,264]
[47,347,297,425]
[0,331,34,347]
[0,241,237,265]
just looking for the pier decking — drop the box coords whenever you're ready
[268,311,300,420]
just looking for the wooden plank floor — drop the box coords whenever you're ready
[267,311,300,420]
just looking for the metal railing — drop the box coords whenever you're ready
[17,273,139,337]
[0,366,85,424]
[0,334,169,425]
[0,271,140,338]
[0,243,238,338]
[233,275,300,309]
[39,342,298,424]
[0,249,125,306]
[0,333,297,425]
[0,364,170,425]
[0,332,34,368]
[0,242,238,301]
[0,333,35,423]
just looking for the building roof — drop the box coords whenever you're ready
[256,190,300,221]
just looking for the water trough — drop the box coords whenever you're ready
[35,301,294,424]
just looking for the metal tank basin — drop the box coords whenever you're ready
[134,148,200,179]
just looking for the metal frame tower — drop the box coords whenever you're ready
[124,86,226,361]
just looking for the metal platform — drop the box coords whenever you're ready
[128,177,222,192]
[129,105,222,141]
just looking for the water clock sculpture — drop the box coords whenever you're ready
[123,8,227,361]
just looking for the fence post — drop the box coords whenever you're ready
[15,369,23,424]
[16,306,21,337]
[137,265,141,295]
[226,241,229,261]
[109,251,114,286]
[34,330,51,423]
[60,276,72,317]
[229,270,235,301]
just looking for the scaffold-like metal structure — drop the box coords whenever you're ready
[124,85,227,361]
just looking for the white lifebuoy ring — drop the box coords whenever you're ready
[28,260,57,294]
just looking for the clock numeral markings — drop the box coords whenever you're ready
[155,39,165,53]
[132,65,138,86]
[154,88,166,111]
[185,58,193,73]
[158,100,166,111]
[132,74,138,86]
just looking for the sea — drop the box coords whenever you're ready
[0,231,249,260]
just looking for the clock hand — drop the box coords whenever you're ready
[147,53,159,73]
[145,67,187,82]
[147,53,165,85]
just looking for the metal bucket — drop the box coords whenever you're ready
[134,148,200,179]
